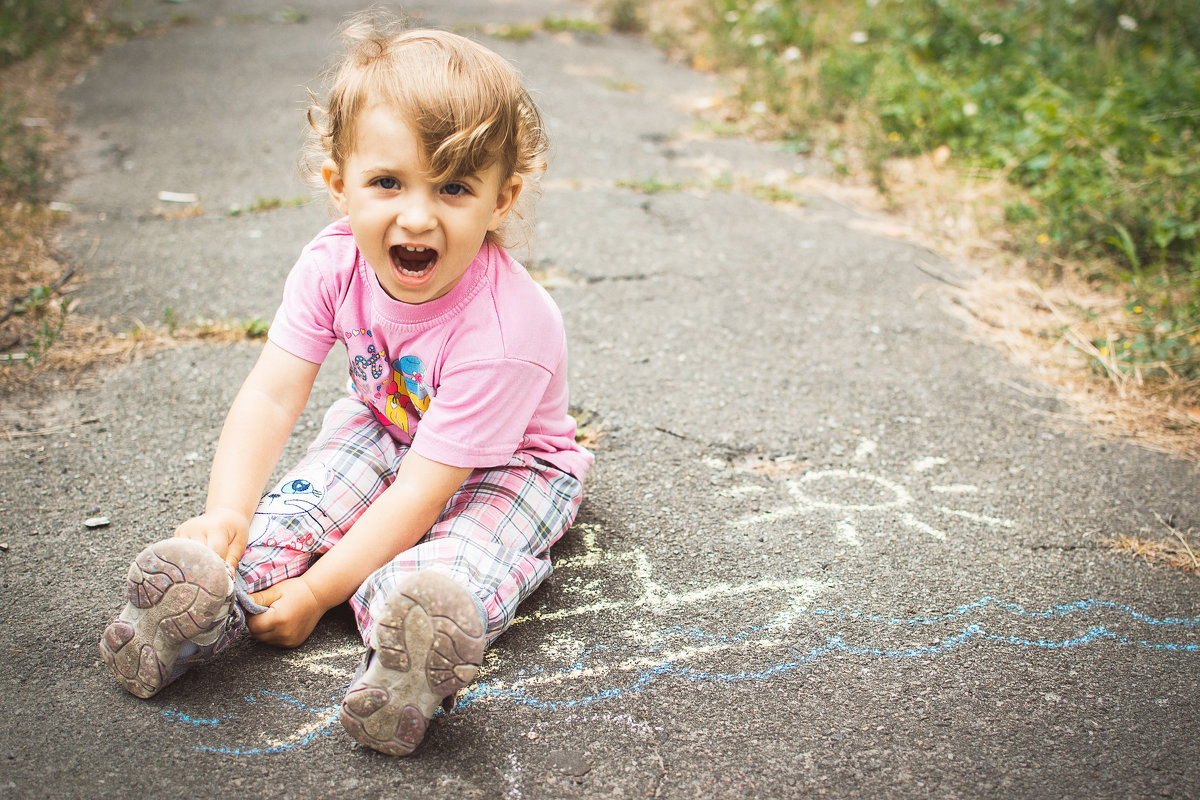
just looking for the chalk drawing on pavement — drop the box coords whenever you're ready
[158,441,1198,753]
[726,439,1014,542]
[161,522,830,754]
[160,520,1200,754]
[464,609,1200,712]
[509,523,829,628]
[458,530,1200,712]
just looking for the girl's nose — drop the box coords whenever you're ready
[396,193,435,233]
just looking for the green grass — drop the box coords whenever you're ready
[616,176,685,194]
[0,0,102,203]
[691,0,1200,391]
[541,17,605,35]
[486,23,537,42]
[0,0,82,67]
[478,7,642,44]
[0,94,50,202]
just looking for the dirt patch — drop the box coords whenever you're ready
[868,152,1200,463]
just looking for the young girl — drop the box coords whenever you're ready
[99,16,591,757]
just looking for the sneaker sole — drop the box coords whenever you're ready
[98,538,233,698]
[340,571,486,756]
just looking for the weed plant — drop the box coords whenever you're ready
[0,0,106,376]
[693,0,1199,392]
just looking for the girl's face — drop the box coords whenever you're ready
[323,104,521,305]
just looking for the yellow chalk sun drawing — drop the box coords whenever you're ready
[731,439,1015,545]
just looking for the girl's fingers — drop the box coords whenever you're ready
[244,606,276,639]
[250,585,281,609]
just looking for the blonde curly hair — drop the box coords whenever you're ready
[303,12,549,245]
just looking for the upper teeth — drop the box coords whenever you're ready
[403,245,427,252]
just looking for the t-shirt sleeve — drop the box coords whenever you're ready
[412,357,553,469]
[267,247,340,365]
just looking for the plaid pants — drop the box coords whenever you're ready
[236,396,583,644]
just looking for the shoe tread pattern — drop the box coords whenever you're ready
[98,539,233,698]
[340,571,485,756]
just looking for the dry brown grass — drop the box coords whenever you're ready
[0,74,80,379]
[572,409,606,451]
[1104,514,1200,575]
[944,265,1200,463]
[0,313,269,395]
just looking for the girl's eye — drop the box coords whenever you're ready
[373,177,399,190]
[442,182,469,197]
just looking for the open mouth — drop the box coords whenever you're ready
[390,244,438,277]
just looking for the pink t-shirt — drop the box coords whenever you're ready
[268,219,593,480]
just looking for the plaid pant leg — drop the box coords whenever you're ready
[351,459,583,645]
[236,396,400,595]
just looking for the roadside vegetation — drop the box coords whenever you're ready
[0,0,121,387]
[0,1,274,392]
[598,0,1199,459]
[594,0,1199,568]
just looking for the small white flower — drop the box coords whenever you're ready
[978,31,1004,46]
[850,30,869,44]
[747,33,767,47]
[962,102,978,117]
[783,46,802,62]
[751,101,768,114]
[725,11,739,23]
[1118,14,1138,31]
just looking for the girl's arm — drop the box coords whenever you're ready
[174,341,321,569]
[246,451,473,647]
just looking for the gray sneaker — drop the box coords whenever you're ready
[340,571,486,756]
[99,538,241,698]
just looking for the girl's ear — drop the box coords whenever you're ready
[487,174,523,232]
[322,158,349,215]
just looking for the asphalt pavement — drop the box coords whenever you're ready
[1,0,1198,797]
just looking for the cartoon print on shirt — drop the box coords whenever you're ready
[342,328,430,436]
[351,342,385,382]
[383,355,431,434]
[345,329,393,405]
[347,329,385,384]
[253,465,334,551]
[255,465,333,518]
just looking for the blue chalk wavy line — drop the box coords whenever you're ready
[459,596,1200,711]
[163,690,342,756]
[163,596,1199,752]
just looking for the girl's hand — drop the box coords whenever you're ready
[245,577,325,648]
[173,508,250,570]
